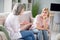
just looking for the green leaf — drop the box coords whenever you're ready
[32,2,39,17]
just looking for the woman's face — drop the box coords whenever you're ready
[20,8,25,15]
[42,10,48,17]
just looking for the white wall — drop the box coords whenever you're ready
[39,0,60,11]
[0,0,4,13]
[33,0,60,13]
[4,0,12,13]
[21,0,28,4]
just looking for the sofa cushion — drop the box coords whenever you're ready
[0,25,11,40]
[0,31,7,40]
[0,13,9,25]
[0,15,5,25]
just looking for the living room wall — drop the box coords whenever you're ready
[33,0,60,13]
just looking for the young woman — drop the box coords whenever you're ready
[5,3,35,40]
[31,8,50,40]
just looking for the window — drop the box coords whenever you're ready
[18,0,21,3]
[28,0,31,3]
[0,0,4,13]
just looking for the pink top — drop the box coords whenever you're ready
[31,15,49,29]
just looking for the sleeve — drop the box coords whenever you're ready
[5,19,14,33]
[11,18,21,32]
[31,15,39,29]
[4,14,16,34]
[34,15,41,24]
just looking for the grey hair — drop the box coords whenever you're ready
[12,3,25,15]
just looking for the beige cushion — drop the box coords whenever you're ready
[0,16,6,25]
[0,31,7,40]
[56,34,60,40]
[0,13,9,25]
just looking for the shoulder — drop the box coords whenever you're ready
[23,11,32,17]
[5,13,17,22]
[36,14,41,18]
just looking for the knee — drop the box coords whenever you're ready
[29,31,34,36]
[38,30,42,36]
[38,30,42,33]
[43,30,48,34]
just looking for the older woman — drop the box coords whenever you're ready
[31,8,50,40]
[5,3,35,40]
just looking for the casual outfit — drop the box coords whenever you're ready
[20,30,35,40]
[31,15,49,40]
[18,11,32,29]
[5,11,35,40]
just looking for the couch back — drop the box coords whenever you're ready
[0,13,9,25]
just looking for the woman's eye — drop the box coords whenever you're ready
[43,11,47,13]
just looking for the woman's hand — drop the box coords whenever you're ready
[25,23,32,29]
[36,23,45,30]
[20,23,32,31]
[44,25,49,30]
[20,21,30,25]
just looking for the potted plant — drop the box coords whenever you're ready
[32,2,39,17]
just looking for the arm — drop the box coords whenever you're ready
[20,23,32,31]
[36,22,45,30]
[35,15,45,30]
[43,18,50,30]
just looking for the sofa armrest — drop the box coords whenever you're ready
[0,31,7,40]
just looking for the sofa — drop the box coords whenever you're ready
[0,25,10,40]
[0,13,11,40]
[0,12,51,40]
[0,31,7,40]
